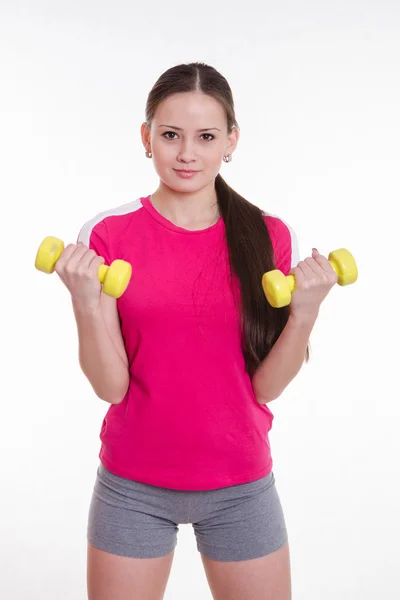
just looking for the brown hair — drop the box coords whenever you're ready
[145,62,307,378]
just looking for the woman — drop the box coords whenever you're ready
[56,62,337,600]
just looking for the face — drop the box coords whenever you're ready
[141,92,239,193]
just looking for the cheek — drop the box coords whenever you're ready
[211,139,227,158]
[208,148,225,168]
[199,141,225,164]
[151,138,166,155]
[151,140,173,168]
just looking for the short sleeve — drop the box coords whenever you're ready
[76,218,111,266]
[263,214,300,276]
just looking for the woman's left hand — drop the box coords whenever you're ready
[290,248,338,321]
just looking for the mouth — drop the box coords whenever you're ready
[173,169,200,178]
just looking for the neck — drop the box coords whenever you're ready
[151,181,220,229]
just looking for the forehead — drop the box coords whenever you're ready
[153,92,226,127]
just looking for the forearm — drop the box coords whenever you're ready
[73,302,130,404]
[251,312,317,404]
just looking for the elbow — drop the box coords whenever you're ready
[97,387,128,405]
[252,376,281,405]
[256,392,281,405]
[80,362,130,405]
[93,378,130,405]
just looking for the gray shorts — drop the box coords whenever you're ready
[87,463,288,562]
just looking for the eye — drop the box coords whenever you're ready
[201,134,215,141]
[162,131,178,140]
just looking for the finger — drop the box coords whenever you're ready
[290,264,306,288]
[89,253,105,268]
[296,260,315,279]
[75,249,103,275]
[303,256,323,275]
[63,242,89,263]
[63,243,93,273]
[312,248,335,275]
[85,254,105,278]
[55,243,81,273]
[312,249,339,286]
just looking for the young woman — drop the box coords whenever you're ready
[56,62,337,600]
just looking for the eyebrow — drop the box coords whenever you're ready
[158,125,221,132]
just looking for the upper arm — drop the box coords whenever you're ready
[77,216,129,368]
[100,294,129,368]
[263,214,300,275]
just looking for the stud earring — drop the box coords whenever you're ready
[145,151,152,158]
[223,154,232,163]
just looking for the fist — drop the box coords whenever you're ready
[55,242,105,310]
[290,248,338,319]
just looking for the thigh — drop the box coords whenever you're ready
[201,542,291,600]
[192,471,291,598]
[87,544,175,600]
[87,464,179,559]
[86,465,179,598]
[193,471,288,562]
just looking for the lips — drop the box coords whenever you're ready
[173,169,200,179]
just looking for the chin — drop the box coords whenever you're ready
[162,172,216,193]
[161,177,202,193]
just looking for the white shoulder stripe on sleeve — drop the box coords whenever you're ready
[283,218,300,268]
[263,211,300,268]
[77,198,143,246]
[78,198,143,247]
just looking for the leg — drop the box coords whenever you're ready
[192,471,290,599]
[87,543,175,600]
[86,464,179,599]
[201,542,291,600]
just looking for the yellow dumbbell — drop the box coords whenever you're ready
[262,248,358,308]
[35,236,132,299]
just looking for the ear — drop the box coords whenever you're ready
[141,122,151,151]
[225,126,240,156]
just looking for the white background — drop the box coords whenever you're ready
[1,1,399,598]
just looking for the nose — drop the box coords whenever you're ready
[177,140,196,163]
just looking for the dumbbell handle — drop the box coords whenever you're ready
[35,236,132,298]
[38,237,112,283]
[262,248,358,308]
[97,264,110,284]
[41,238,112,283]
[65,257,125,291]
[285,257,341,292]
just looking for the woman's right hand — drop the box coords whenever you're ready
[55,242,105,312]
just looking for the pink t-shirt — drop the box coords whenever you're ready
[78,195,297,490]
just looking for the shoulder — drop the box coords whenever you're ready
[76,197,144,263]
[77,198,143,246]
[262,211,300,274]
[262,213,291,241]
